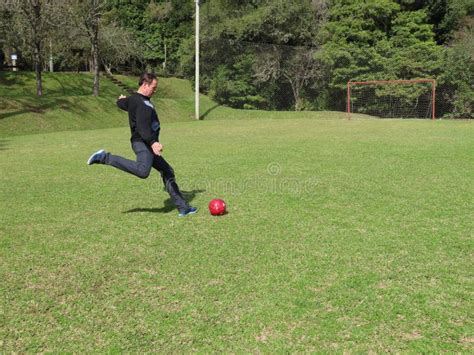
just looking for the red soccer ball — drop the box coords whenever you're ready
[208,198,226,216]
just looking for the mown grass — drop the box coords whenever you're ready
[1,114,473,351]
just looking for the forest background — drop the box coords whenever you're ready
[0,0,472,118]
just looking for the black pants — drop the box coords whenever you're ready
[105,140,189,211]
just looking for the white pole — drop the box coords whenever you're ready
[49,39,53,72]
[195,0,200,120]
[11,53,17,72]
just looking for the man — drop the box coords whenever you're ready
[87,73,197,217]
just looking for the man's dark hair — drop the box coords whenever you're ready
[138,73,157,86]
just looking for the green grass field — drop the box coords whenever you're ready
[0,73,473,352]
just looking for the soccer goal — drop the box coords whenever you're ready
[347,79,436,119]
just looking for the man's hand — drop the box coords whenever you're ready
[151,142,163,156]
[118,94,127,99]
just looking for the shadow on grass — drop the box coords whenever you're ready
[123,189,205,214]
[1,72,120,97]
[0,97,94,120]
[0,109,36,120]
[0,138,9,150]
[48,75,96,96]
[200,104,220,120]
[0,72,30,87]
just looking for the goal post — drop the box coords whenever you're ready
[347,79,436,120]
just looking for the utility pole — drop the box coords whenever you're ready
[49,39,53,72]
[195,0,200,120]
[11,53,17,72]
[163,42,167,72]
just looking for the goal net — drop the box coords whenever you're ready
[347,79,436,119]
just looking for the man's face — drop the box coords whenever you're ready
[142,79,158,97]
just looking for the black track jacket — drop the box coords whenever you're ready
[116,93,160,146]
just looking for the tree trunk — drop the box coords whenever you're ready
[92,36,99,96]
[92,42,99,96]
[33,38,43,96]
[285,74,301,111]
[32,0,43,96]
[35,57,43,96]
[91,0,100,97]
[103,62,112,75]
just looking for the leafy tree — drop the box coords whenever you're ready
[99,22,142,75]
[254,45,323,110]
[49,17,90,72]
[320,0,445,112]
[200,0,327,50]
[318,0,399,110]
[397,0,474,43]
[65,0,104,96]
[200,0,327,110]
[106,0,194,75]
[210,54,267,109]
[438,15,474,118]
[320,0,399,85]
[3,0,58,96]
[384,10,443,79]
[0,5,14,66]
[59,0,141,95]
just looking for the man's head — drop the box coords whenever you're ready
[138,73,158,97]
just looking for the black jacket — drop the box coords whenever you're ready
[116,93,160,146]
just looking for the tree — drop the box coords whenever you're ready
[397,0,474,44]
[48,18,90,72]
[318,0,399,110]
[4,0,57,96]
[198,0,327,110]
[255,45,322,110]
[0,5,13,67]
[384,10,443,79]
[106,0,194,75]
[98,22,142,75]
[320,0,399,86]
[319,0,446,112]
[67,0,103,96]
[438,15,474,118]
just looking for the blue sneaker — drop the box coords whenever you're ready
[87,149,106,165]
[178,206,198,217]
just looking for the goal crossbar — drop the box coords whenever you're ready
[347,79,437,119]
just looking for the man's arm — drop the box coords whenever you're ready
[116,95,129,111]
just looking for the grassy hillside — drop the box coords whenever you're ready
[0,72,348,137]
[0,72,125,136]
